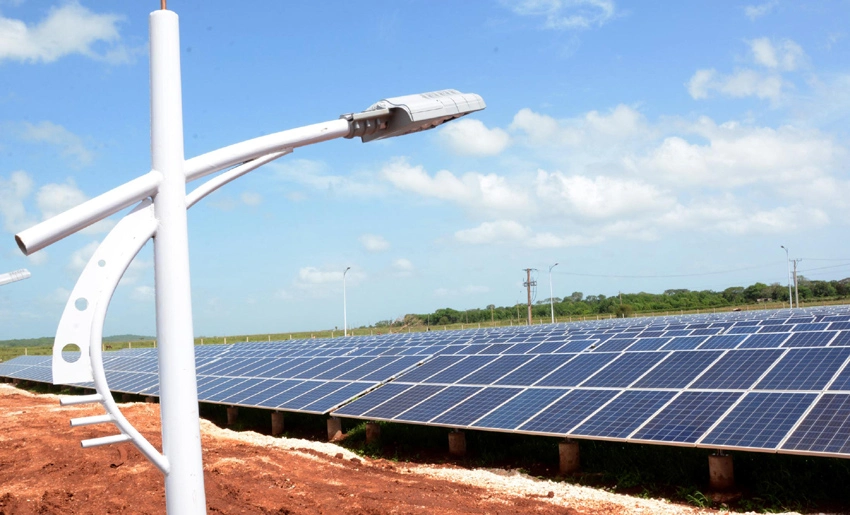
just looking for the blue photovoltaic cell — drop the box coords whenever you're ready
[363,385,445,420]
[394,356,461,383]
[794,323,831,332]
[530,341,566,354]
[313,357,374,379]
[662,336,708,350]
[279,381,351,410]
[783,394,850,454]
[726,325,761,334]
[738,333,789,349]
[628,337,672,351]
[495,354,575,386]
[782,332,837,348]
[593,338,636,352]
[830,331,850,347]
[473,389,569,430]
[634,391,742,443]
[292,357,355,378]
[698,335,747,350]
[357,355,423,381]
[300,382,374,413]
[581,352,669,388]
[395,386,482,422]
[701,392,815,449]
[455,355,534,385]
[689,349,784,390]
[690,328,723,336]
[519,389,619,434]
[431,387,522,426]
[758,325,792,333]
[664,329,692,337]
[756,347,850,390]
[219,379,282,404]
[416,356,497,384]
[331,356,399,380]
[205,378,250,402]
[556,339,596,353]
[572,390,676,438]
[333,383,413,416]
[244,380,304,407]
[259,380,321,408]
[632,351,723,389]
[829,322,850,331]
[534,353,618,387]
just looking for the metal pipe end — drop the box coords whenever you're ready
[14,234,28,256]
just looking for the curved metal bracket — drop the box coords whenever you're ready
[53,200,157,383]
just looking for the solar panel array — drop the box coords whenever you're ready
[3,305,850,458]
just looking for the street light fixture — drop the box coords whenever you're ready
[548,263,558,324]
[343,266,351,337]
[781,246,792,310]
[0,268,30,287]
[12,7,485,515]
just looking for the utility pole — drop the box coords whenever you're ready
[523,268,536,325]
[781,246,792,310]
[793,258,802,308]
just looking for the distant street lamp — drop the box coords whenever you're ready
[781,246,792,310]
[0,268,30,287]
[12,7,485,514]
[548,263,559,324]
[343,266,351,337]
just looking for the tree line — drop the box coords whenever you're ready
[372,276,850,328]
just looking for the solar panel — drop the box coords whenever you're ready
[700,392,816,449]
[519,389,619,434]
[782,394,850,454]
[633,391,742,443]
[572,390,677,439]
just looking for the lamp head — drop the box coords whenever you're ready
[342,89,485,142]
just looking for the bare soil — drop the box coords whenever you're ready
[0,384,732,514]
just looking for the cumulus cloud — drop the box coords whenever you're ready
[0,170,35,232]
[659,197,830,235]
[36,179,87,220]
[240,191,262,206]
[392,258,414,273]
[506,0,617,30]
[359,234,390,252]
[67,240,100,272]
[749,38,805,71]
[687,68,783,102]
[19,121,93,166]
[0,2,129,64]
[454,220,603,248]
[744,1,777,20]
[271,158,387,198]
[130,285,155,301]
[511,104,651,149]
[381,158,529,216]
[438,118,510,156]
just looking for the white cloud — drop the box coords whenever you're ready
[68,240,100,272]
[454,220,603,248]
[46,287,71,304]
[27,250,48,266]
[438,118,510,156]
[0,170,35,232]
[20,121,93,166]
[271,158,386,198]
[36,179,87,220]
[240,191,262,206]
[130,285,155,301]
[0,2,128,64]
[507,0,617,30]
[392,258,414,273]
[359,234,390,252]
[534,171,674,219]
[381,159,529,216]
[274,289,293,300]
[744,1,778,20]
[749,38,805,71]
[511,105,651,149]
[659,197,830,235]
[687,68,783,102]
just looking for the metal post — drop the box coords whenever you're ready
[343,266,351,337]
[793,259,801,308]
[150,10,206,514]
[548,263,558,324]
[781,246,791,310]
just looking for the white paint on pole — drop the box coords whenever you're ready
[149,10,206,514]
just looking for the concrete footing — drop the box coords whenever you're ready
[327,417,342,441]
[226,406,238,425]
[559,439,580,475]
[271,411,284,436]
[708,452,734,490]
[121,393,132,402]
[365,422,381,445]
[145,396,156,403]
[448,430,466,456]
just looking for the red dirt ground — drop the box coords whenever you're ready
[0,383,691,515]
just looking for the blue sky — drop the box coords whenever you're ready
[1,0,849,339]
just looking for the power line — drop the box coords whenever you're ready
[553,262,778,279]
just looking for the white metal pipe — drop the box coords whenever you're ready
[60,393,104,406]
[0,268,30,286]
[150,10,206,513]
[70,414,114,427]
[184,119,349,182]
[781,246,792,310]
[14,171,161,256]
[81,434,133,448]
[549,263,558,324]
[343,266,351,337]
[185,150,290,209]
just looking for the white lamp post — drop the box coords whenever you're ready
[781,245,792,310]
[548,263,558,324]
[0,268,30,287]
[13,6,484,514]
[343,266,351,337]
